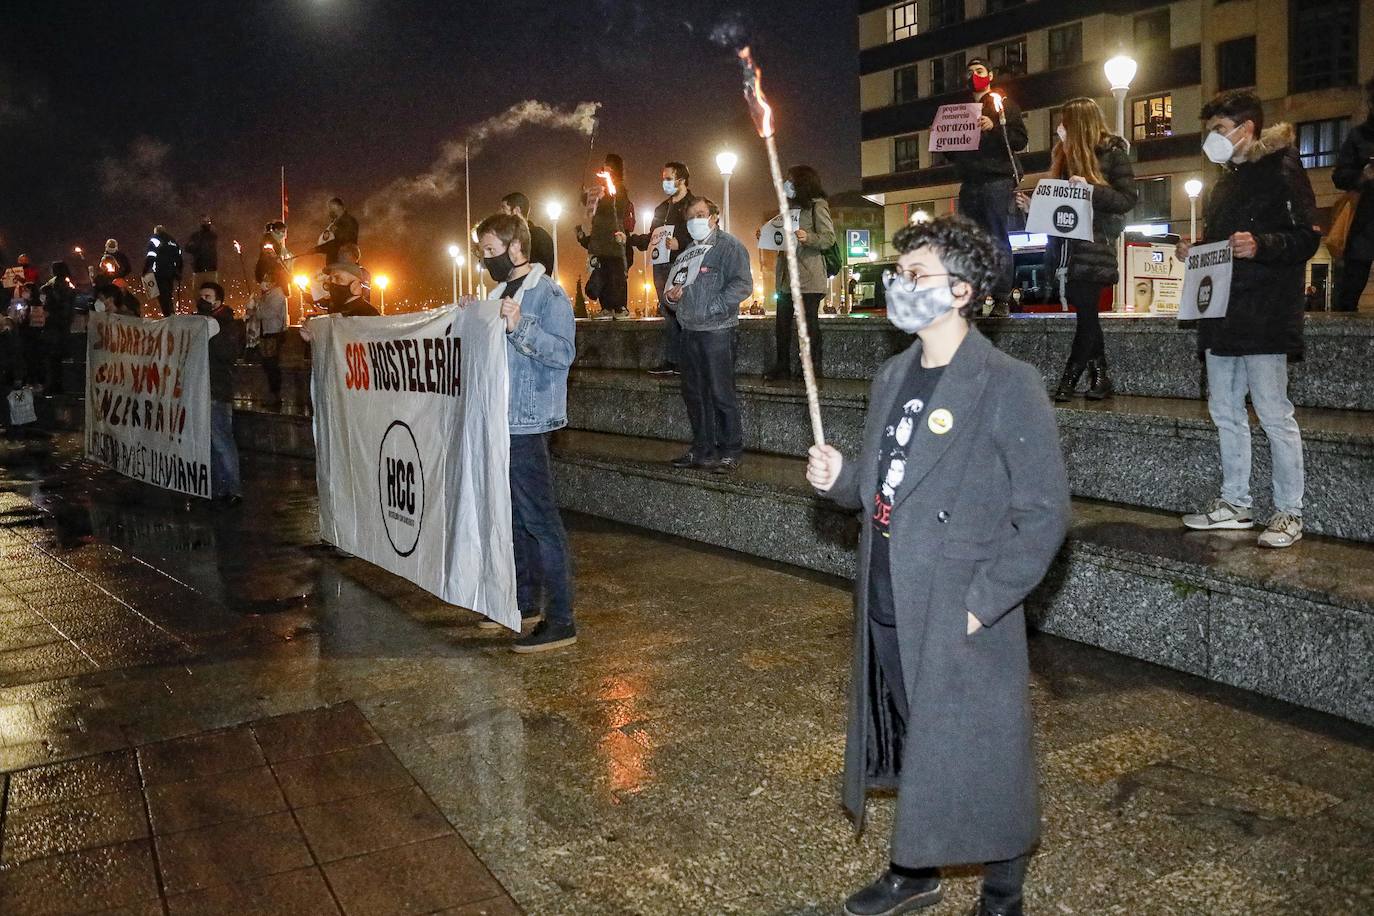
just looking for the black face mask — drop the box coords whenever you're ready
[483,251,526,283]
[327,282,354,308]
[197,297,217,314]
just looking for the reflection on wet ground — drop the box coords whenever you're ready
[0,437,1372,914]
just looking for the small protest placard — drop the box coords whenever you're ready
[667,243,712,289]
[651,225,675,265]
[927,103,983,153]
[1177,240,1233,320]
[758,209,801,252]
[1026,179,1095,242]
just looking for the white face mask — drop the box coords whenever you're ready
[1056,124,1067,143]
[662,179,678,195]
[1203,125,1242,164]
[686,217,712,241]
[883,273,957,334]
[783,180,796,199]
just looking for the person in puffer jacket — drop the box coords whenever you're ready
[1044,97,1137,401]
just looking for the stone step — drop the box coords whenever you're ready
[548,429,1374,727]
[571,314,1374,411]
[563,368,1374,544]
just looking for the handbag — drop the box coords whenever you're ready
[1326,191,1360,260]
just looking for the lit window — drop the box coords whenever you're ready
[1296,118,1351,168]
[1132,93,1173,142]
[890,3,918,42]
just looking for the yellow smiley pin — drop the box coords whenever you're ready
[928,408,953,435]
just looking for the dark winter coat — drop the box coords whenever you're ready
[943,92,1028,183]
[825,327,1070,867]
[576,186,636,264]
[630,192,697,298]
[310,212,360,266]
[528,222,556,276]
[1044,137,1137,286]
[204,304,242,403]
[186,225,219,272]
[1332,117,1374,262]
[1197,124,1321,360]
[143,232,183,279]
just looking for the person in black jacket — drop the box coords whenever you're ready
[186,216,219,292]
[1046,98,1137,401]
[143,225,184,316]
[577,153,635,318]
[501,192,556,277]
[308,198,360,268]
[38,262,76,393]
[1177,90,1319,550]
[629,161,696,374]
[1332,78,1374,312]
[197,282,243,506]
[942,59,1027,312]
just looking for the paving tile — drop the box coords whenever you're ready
[322,834,506,916]
[253,703,380,763]
[147,765,289,834]
[272,743,414,808]
[165,865,341,916]
[6,749,141,809]
[432,900,522,916]
[0,642,94,687]
[154,810,314,894]
[0,839,159,916]
[137,725,265,786]
[0,625,66,654]
[294,785,453,863]
[1,788,149,864]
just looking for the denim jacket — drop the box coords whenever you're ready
[500,266,576,434]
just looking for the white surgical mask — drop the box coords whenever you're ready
[1056,124,1067,143]
[783,180,796,199]
[686,217,712,241]
[662,179,678,195]
[883,273,956,334]
[1203,126,1241,164]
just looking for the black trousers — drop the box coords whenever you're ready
[869,617,1030,907]
[45,322,71,393]
[775,292,823,377]
[154,274,177,316]
[958,178,1016,298]
[261,333,283,397]
[593,258,628,313]
[1337,258,1371,312]
[1066,279,1107,363]
[680,328,742,459]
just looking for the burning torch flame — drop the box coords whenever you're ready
[232,239,242,255]
[737,47,775,139]
[596,170,617,196]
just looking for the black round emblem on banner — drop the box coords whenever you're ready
[1053,206,1079,232]
[1197,276,1214,313]
[377,420,424,557]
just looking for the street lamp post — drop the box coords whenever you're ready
[1104,55,1138,146]
[375,274,390,313]
[639,206,654,315]
[716,151,738,232]
[545,200,563,286]
[293,274,309,323]
[1184,178,1203,243]
[447,244,462,302]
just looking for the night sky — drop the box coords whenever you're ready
[1,0,859,298]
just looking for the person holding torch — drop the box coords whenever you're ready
[807,216,1069,916]
[576,153,635,318]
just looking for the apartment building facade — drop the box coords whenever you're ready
[858,0,1371,306]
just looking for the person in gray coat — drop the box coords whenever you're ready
[807,215,1071,916]
[665,197,753,473]
[764,165,836,380]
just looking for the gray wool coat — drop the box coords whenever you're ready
[823,326,1071,868]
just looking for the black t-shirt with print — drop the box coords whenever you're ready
[869,363,945,625]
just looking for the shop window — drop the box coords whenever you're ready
[1132,93,1173,142]
[893,65,919,105]
[1129,176,1173,223]
[1290,0,1357,92]
[931,51,966,95]
[1048,23,1083,70]
[1297,118,1350,168]
[988,36,1028,78]
[890,2,918,42]
[894,135,921,173]
[930,0,964,30]
[1217,36,1256,90]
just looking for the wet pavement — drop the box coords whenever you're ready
[0,437,1372,914]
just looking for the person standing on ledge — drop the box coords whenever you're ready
[630,161,696,376]
[501,192,556,278]
[764,164,835,381]
[1331,77,1374,312]
[942,59,1026,317]
[806,214,1070,916]
[1177,89,1318,549]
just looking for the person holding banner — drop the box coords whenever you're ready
[942,59,1026,314]
[1176,90,1320,549]
[1045,98,1137,402]
[198,282,244,506]
[806,215,1069,916]
[664,197,752,473]
[763,164,834,381]
[471,212,579,652]
[629,162,696,376]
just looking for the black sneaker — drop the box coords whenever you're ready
[713,456,741,474]
[512,619,577,653]
[761,366,789,381]
[670,451,716,469]
[843,870,943,916]
[969,898,1023,916]
[477,610,542,630]
[647,363,677,376]
[220,494,244,508]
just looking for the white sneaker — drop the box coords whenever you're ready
[1257,512,1303,549]
[1182,498,1255,530]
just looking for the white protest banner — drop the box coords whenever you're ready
[667,242,713,288]
[310,304,518,629]
[1026,179,1095,241]
[7,388,36,426]
[758,209,801,252]
[651,225,675,265]
[85,312,212,498]
[927,103,984,152]
[1178,240,1233,320]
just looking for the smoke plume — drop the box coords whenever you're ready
[363,100,600,232]
[98,137,185,215]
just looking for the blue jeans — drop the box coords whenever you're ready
[1205,351,1304,515]
[510,432,574,624]
[958,178,1016,298]
[680,328,743,460]
[210,401,242,498]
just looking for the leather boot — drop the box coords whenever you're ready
[1052,360,1085,402]
[1085,357,1114,400]
[843,870,943,916]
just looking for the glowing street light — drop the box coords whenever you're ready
[716,150,738,232]
[1184,178,1204,242]
[545,200,563,282]
[375,274,390,313]
[911,208,930,224]
[447,244,463,302]
[1103,55,1137,143]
